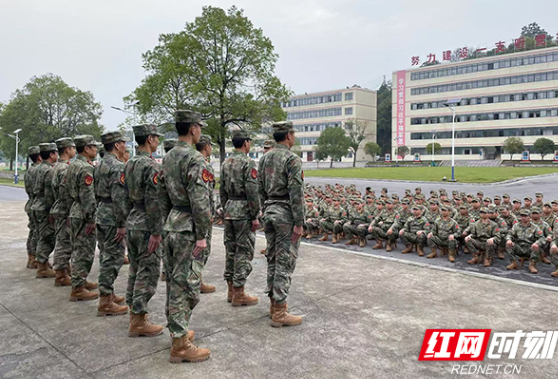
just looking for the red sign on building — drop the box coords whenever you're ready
[396,71,406,149]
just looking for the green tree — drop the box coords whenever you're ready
[344,118,368,167]
[316,127,350,168]
[533,137,555,160]
[376,82,392,154]
[396,145,409,160]
[314,147,327,169]
[503,137,524,160]
[126,6,291,164]
[521,22,547,38]
[363,142,381,162]
[425,142,442,155]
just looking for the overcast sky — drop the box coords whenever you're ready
[1,0,557,131]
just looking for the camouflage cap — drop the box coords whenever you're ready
[543,202,552,208]
[231,129,252,140]
[487,204,497,212]
[405,189,411,194]
[467,194,473,198]
[535,192,543,197]
[502,193,510,198]
[411,205,421,211]
[452,190,458,195]
[401,199,410,204]
[263,140,275,148]
[55,137,75,149]
[552,199,558,205]
[163,139,178,152]
[377,200,385,206]
[101,131,128,144]
[385,199,393,204]
[531,207,541,214]
[493,195,501,200]
[306,198,314,203]
[477,191,484,195]
[74,135,98,148]
[175,110,207,126]
[479,207,488,213]
[471,198,479,203]
[440,205,450,212]
[28,146,40,155]
[430,190,437,194]
[415,187,421,191]
[198,134,215,145]
[519,209,530,216]
[382,187,388,192]
[524,196,532,201]
[39,142,58,152]
[460,192,466,197]
[499,205,510,211]
[391,194,399,199]
[133,124,163,137]
[459,205,468,209]
[416,194,425,200]
[483,197,492,202]
[429,199,439,205]
[271,121,295,133]
[512,198,521,204]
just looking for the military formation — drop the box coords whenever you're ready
[23,114,304,364]
[304,185,558,275]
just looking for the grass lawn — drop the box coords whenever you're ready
[304,166,558,183]
[0,178,25,187]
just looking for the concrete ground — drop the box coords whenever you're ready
[1,199,558,378]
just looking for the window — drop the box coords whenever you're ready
[344,93,353,101]
[345,107,353,115]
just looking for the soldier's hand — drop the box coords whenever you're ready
[399,229,404,236]
[387,229,393,235]
[531,243,539,251]
[379,221,384,226]
[547,236,552,242]
[115,228,126,243]
[416,231,423,236]
[449,235,455,241]
[334,221,340,226]
[487,238,494,246]
[148,234,162,253]
[193,239,207,257]
[85,223,96,235]
[368,226,373,233]
[551,246,558,254]
[465,235,471,242]
[506,240,513,248]
[292,225,304,243]
[427,232,433,239]
[251,219,260,232]
[462,231,467,237]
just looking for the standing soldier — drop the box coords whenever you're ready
[368,199,400,251]
[25,146,42,269]
[220,130,260,306]
[399,205,430,256]
[94,131,130,316]
[506,209,543,274]
[258,121,303,328]
[427,205,460,261]
[125,124,164,337]
[160,139,178,281]
[463,208,500,267]
[32,143,59,278]
[259,140,275,254]
[195,134,217,294]
[67,135,99,301]
[50,138,76,286]
[159,110,211,363]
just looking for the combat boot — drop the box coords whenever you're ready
[417,245,425,257]
[448,249,456,263]
[97,295,128,317]
[345,237,356,246]
[270,302,303,328]
[359,238,366,247]
[542,255,551,265]
[386,242,393,252]
[36,262,56,278]
[112,294,125,304]
[463,245,470,254]
[427,247,437,259]
[372,240,383,250]
[231,286,258,307]
[506,260,518,270]
[331,234,339,244]
[318,233,328,242]
[401,244,413,254]
[27,255,37,269]
[69,286,99,302]
[441,248,448,256]
[529,261,538,274]
[483,256,492,267]
[467,254,480,265]
[54,270,71,287]
[551,270,558,277]
[497,247,505,260]
[129,313,164,337]
[169,335,210,363]
[305,233,313,240]
[85,281,98,290]
[200,281,216,294]
[227,280,233,302]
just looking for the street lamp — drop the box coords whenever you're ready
[111,105,137,156]
[430,129,437,166]
[443,98,461,182]
[13,129,22,184]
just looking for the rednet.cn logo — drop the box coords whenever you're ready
[418,329,558,375]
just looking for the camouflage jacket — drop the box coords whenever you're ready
[506,222,544,247]
[454,213,474,231]
[94,152,130,227]
[348,208,370,226]
[542,213,556,228]
[398,208,413,225]
[50,158,71,216]
[257,143,304,226]
[402,216,431,234]
[322,205,347,223]
[159,141,211,240]
[67,155,96,222]
[491,216,511,241]
[500,213,518,230]
[31,161,55,212]
[219,151,260,220]
[371,209,400,231]
[469,208,481,221]
[24,163,39,213]
[305,205,320,220]
[431,217,460,239]
[531,219,552,242]
[465,219,500,243]
[424,209,441,225]
[125,150,163,234]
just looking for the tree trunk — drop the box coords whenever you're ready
[219,139,226,166]
[510,153,513,160]
[26,156,30,171]
[330,158,334,168]
[352,151,357,167]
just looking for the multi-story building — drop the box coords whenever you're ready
[282,86,377,162]
[392,46,558,161]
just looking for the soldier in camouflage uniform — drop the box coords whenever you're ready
[94,131,130,316]
[542,202,556,228]
[50,138,76,286]
[67,135,100,301]
[258,140,276,254]
[498,205,518,255]
[399,205,430,256]
[343,198,370,247]
[368,199,400,251]
[534,192,544,209]
[548,217,558,277]
[159,110,211,362]
[506,209,544,274]
[529,208,553,265]
[512,199,522,217]
[319,196,347,244]
[160,139,178,281]
[25,146,42,269]
[32,143,59,278]
[125,124,165,337]
[469,198,481,221]
[463,208,500,267]
[427,205,460,261]
[304,198,320,239]
[486,204,510,260]
[258,121,304,328]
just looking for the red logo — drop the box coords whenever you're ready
[418,329,491,361]
[153,172,158,185]
[120,173,125,185]
[84,175,93,186]
[251,168,257,179]
[202,169,210,183]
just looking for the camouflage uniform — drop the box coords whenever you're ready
[399,212,430,247]
[25,147,40,260]
[258,122,304,305]
[464,214,500,259]
[320,204,347,235]
[499,211,518,252]
[95,132,130,296]
[506,219,544,263]
[199,136,216,268]
[67,136,98,288]
[343,206,370,239]
[369,207,400,244]
[428,216,460,251]
[32,143,57,264]
[159,112,211,338]
[125,125,164,315]
[304,201,320,236]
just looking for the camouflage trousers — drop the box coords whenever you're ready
[506,243,540,263]
[126,230,161,315]
[34,211,56,264]
[26,211,39,257]
[223,220,255,287]
[320,220,343,234]
[164,231,204,338]
[465,238,496,258]
[97,225,126,296]
[427,236,457,251]
[304,220,320,236]
[70,218,96,288]
[343,222,368,239]
[263,206,300,305]
[400,232,427,247]
[53,216,72,271]
[371,226,398,243]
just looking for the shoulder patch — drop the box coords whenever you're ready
[84,174,93,186]
[538,230,543,235]
[120,173,125,185]
[202,169,210,183]
[251,168,257,179]
[153,172,158,185]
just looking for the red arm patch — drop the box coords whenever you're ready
[120,173,125,185]
[301,170,304,180]
[153,172,158,185]
[251,168,257,179]
[202,169,210,183]
[84,175,93,186]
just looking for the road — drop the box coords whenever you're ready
[0,185,27,202]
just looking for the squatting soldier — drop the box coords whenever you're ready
[25,146,42,269]
[67,135,99,301]
[160,139,178,281]
[50,138,76,287]
[304,198,320,239]
[399,199,413,223]
[530,208,553,265]
[125,124,165,338]
[534,192,544,208]
[464,208,500,267]
[512,199,522,217]
[32,143,59,278]
[257,121,304,328]
[469,198,481,221]
[454,205,473,253]
[220,129,260,306]
[319,196,346,243]
[499,206,518,257]
[548,220,558,277]
[94,131,130,317]
[368,199,400,251]
[542,203,556,229]
[159,110,212,363]
[506,209,544,274]
[487,204,509,260]
[427,205,460,261]
[399,205,430,256]
[343,199,369,247]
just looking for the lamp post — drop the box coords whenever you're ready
[111,105,137,156]
[443,98,461,182]
[430,129,437,166]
